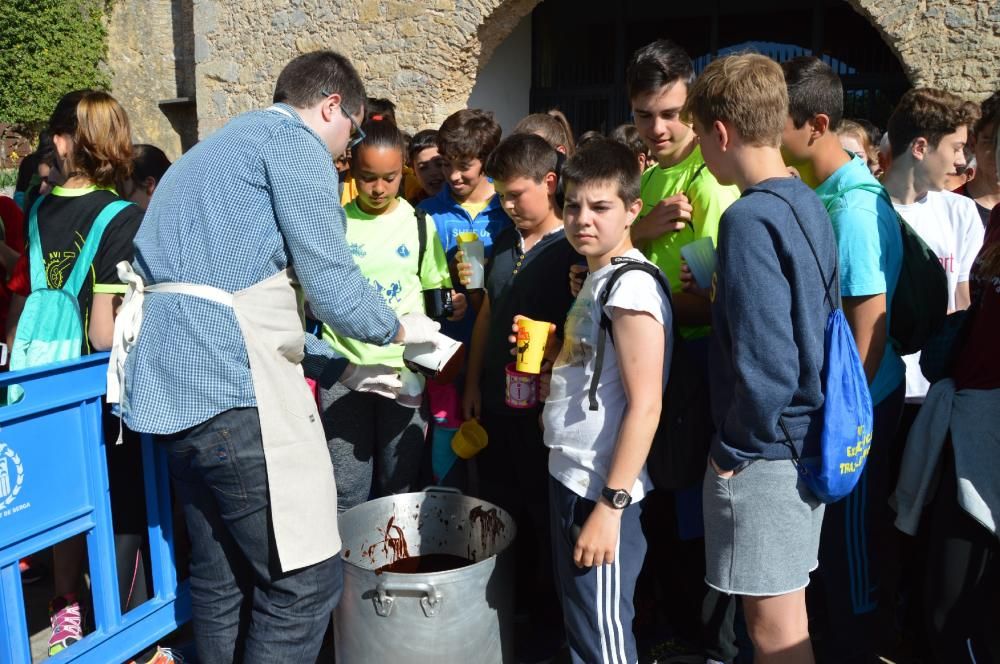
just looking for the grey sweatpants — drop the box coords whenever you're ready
[319,382,428,513]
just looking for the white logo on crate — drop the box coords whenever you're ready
[0,441,27,516]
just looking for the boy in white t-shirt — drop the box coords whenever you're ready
[542,139,672,664]
[882,89,985,404]
[880,88,986,658]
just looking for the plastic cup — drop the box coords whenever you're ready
[505,362,538,408]
[396,367,424,409]
[431,425,459,482]
[451,419,489,459]
[514,318,551,374]
[457,232,485,289]
[679,236,718,289]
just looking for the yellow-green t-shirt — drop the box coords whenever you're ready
[459,198,490,219]
[638,144,740,339]
[323,198,452,367]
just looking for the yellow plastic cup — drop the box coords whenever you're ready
[457,231,479,243]
[451,419,489,459]
[515,318,552,374]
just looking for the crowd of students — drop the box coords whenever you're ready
[1,37,996,664]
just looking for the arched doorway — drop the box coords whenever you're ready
[527,0,909,134]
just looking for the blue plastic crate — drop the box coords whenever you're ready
[0,353,190,663]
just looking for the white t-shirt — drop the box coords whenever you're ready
[542,249,673,502]
[894,190,985,401]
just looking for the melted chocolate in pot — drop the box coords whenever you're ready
[376,553,473,575]
[469,506,506,551]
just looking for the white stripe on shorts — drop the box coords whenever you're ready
[593,539,627,664]
[612,536,627,664]
[597,554,610,663]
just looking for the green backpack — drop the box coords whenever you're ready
[818,182,948,357]
[7,196,131,402]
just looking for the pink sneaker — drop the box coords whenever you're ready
[47,594,83,656]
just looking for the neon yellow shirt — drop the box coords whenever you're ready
[638,144,740,339]
[323,198,452,367]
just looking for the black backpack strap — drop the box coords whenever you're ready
[554,151,567,210]
[588,256,673,411]
[684,163,707,195]
[415,207,428,278]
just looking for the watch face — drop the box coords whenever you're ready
[612,491,629,508]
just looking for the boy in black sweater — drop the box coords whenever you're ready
[460,133,579,659]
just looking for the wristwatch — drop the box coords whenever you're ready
[601,486,632,509]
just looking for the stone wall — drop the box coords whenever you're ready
[188,0,538,137]
[849,0,1000,101]
[107,0,186,160]
[108,0,1000,149]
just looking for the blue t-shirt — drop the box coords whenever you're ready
[815,155,904,405]
[417,185,512,344]
[416,185,510,258]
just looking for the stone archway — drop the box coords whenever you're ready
[846,0,998,97]
[470,0,1000,105]
[475,0,542,78]
[106,0,998,156]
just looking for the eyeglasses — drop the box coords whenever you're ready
[343,106,365,149]
[322,90,365,149]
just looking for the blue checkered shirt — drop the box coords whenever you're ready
[123,104,400,435]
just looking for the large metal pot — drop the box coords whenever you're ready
[334,487,517,663]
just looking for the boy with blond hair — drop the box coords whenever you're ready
[686,54,837,663]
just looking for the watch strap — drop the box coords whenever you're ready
[601,486,631,509]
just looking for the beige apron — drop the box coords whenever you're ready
[109,265,340,572]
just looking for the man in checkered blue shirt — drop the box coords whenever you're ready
[122,51,439,661]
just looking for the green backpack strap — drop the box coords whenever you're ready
[63,199,133,296]
[26,194,49,292]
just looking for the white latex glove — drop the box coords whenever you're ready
[397,312,440,345]
[338,363,402,399]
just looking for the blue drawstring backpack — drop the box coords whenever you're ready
[759,189,874,504]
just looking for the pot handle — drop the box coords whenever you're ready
[422,485,462,495]
[374,580,443,618]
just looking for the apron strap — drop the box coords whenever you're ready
[107,264,236,433]
[148,281,234,306]
[107,264,292,440]
[266,105,295,119]
[107,261,146,408]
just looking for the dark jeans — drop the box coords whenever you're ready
[157,408,342,664]
[814,382,905,663]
